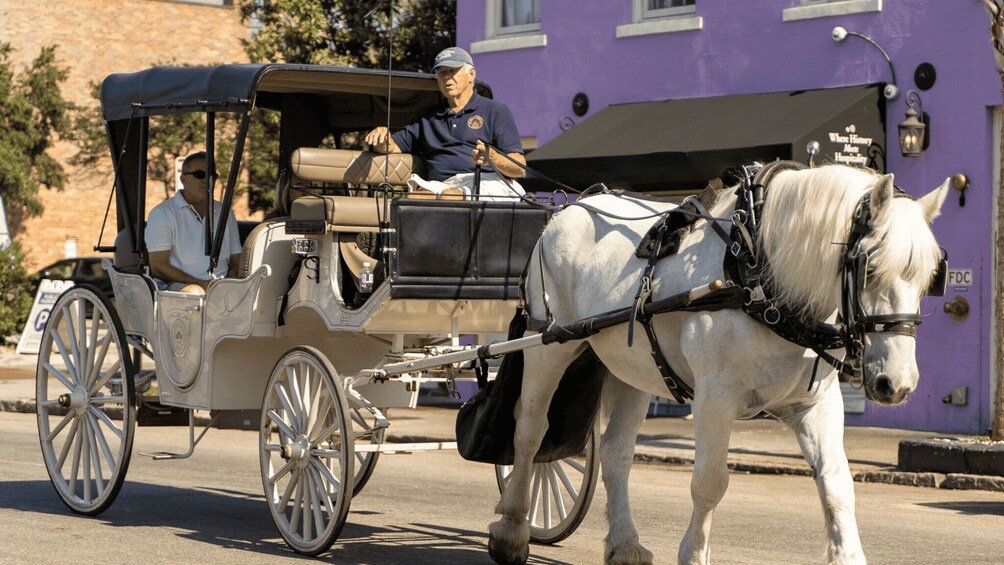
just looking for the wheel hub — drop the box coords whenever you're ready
[58,386,91,415]
[280,435,312,468]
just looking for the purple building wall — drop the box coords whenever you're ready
[458,1,1001,433]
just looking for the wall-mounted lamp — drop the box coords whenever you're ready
[897,90,930,157]
[832,26,899,100]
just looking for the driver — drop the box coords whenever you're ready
[145,151,242,294]
[364,46,527,200]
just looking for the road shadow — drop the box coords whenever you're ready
[0,480,571,563]
[917,501,1004,517]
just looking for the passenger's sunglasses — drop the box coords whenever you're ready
[183,170,216,180]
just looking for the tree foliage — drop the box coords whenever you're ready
[239,0,456,210]
[0,242,36,341]
[0,43,71,235]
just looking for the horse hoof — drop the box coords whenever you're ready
[488,532,529,565]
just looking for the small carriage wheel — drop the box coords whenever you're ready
[36,285,137,515]
[260,346,354,556]
[494,420,600,544]
[348,402,387,497]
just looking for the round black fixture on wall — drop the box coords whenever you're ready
[572,92,589,117]
[914,63,936,91]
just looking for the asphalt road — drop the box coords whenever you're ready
[3,411,1004,564]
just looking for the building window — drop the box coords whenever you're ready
[783,0,882,22]
[472,0,546,54]
[641,0,696,20]
[617,0,702,38]
[497,0,540,35]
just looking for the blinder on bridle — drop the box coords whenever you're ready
[839,190,948,371]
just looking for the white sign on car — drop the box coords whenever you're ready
[17,279,75,355]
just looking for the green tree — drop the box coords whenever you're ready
[0,242,36,341]
[0,43,71,235]
[239,0,457,210]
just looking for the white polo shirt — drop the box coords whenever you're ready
[145,190,242,279]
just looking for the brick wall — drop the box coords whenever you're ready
[0,0,257,270]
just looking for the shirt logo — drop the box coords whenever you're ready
[467,115,484,130]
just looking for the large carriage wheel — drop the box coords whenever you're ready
[36,285,136,515]
[260,346,354,556]
[348,402,386,497]
[495,422,600,544]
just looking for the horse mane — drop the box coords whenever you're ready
[757,165,940,320]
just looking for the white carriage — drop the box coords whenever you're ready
[34,64,598,555]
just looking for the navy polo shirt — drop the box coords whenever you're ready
[392,93,523,181]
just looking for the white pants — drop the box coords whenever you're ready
[444,172,525,201]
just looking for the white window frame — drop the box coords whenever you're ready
[638,0,696,21]
[617,0,702,38]
[783,0,882,22]
[472,0,547,55]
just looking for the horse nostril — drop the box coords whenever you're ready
[874,375,895,399]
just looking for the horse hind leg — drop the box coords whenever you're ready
[600,376,654,565]
[488,342,581,565]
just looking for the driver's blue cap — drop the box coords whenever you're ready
[433,47,474,69]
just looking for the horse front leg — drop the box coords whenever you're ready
[488,344,575,565]
[600,376,654,565]
[777,379,866,564]
[679,378,736,565]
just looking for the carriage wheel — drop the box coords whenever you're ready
[495,421,600,544]
[260,346,354,556]
[36,285,136,515]
[348,402,386,497]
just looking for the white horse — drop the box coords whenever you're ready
[488,165,949,565]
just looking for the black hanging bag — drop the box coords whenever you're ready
[456,309,604,465]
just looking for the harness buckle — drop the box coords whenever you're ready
[730,241,742,257]
[763,305,781,325]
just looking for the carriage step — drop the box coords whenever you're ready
[355,441,457,454]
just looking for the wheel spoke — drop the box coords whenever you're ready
[528,470,543,526]
[42,361,75,392]
[64,305,83,383]
[278,467,300,509]
[310,466,335,517]
[267,409,297,441]
[274,382,298,432]
[55,417,80,472]
[85,417,105,499]
[82,417,92,504]
[554,460,579,499]
[547,465,567,520]
[540,465,552,528]
[562,456,587,474]
[287,366,305,433]
[51,331,79,386]
[69,418,84,495]
[308,393,332,441]
[310,457,342,491]
[88,412,117,471]
[268,459,294,485]
[83,309,101,389]
[89,357,121,397]
[89,406,124,440]
[46,411,75,442]
[289,473,304,535]
[306,469,323,537]
[309,419,341,449]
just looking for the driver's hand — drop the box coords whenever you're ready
[472,140,489,166]
[365,127,391,150]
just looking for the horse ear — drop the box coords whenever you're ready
[918,177,950,224]
[870,173,895,212]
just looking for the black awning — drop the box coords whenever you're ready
[526,85,886,192]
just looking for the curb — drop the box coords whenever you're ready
[8,398,1004,493]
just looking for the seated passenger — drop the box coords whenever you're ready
[145,151,242,294]
[364,46,527,201]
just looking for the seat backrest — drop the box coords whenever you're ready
[290,147,426,186]
[113,229,142,273]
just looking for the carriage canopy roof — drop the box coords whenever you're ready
[99,63,447,121]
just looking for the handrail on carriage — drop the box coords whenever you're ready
[366,280,727,379]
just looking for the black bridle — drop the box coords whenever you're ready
[720,163,947,382]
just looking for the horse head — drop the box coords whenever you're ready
[853,173,949,404]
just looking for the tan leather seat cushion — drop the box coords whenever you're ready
[290,147,426,186]
[290,195,388,232]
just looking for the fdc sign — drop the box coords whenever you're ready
[17,279,75,355]
[947,268,972,290]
